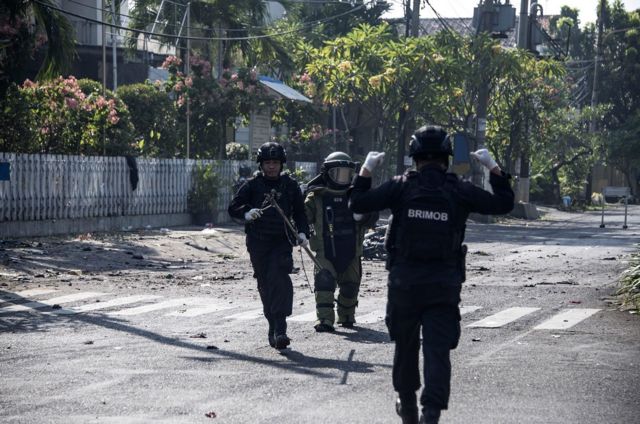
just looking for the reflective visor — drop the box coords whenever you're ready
[327,167,355,185]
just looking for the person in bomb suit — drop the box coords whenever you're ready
[349,126,514,424]
[228,142,310,350]
[304,152,377,332]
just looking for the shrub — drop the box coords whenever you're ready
[117,83,179,157]
[225,142,249,160]
[187,162,220,223]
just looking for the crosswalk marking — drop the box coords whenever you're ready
[225,308,264,321]
[534,308,601,330]
[0,292,106,313]
[167,302,237,317]
[110,298,207,316]
[460,305,482,315]
[0,290,607,332]
[467,307,540,328]
[289,311,317,322]
[51,295,162,315]
[0,288,58,301]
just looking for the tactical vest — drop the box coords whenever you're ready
[246,175,298,240]
[321,191,356,273]
[389,173,465,264]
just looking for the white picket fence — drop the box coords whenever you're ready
[0,153,316,226]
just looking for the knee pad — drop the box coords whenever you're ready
[314,269,336,291]
[339,281,359,299]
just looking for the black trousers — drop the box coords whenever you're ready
[386,283,461,410]
[247,236,294,324]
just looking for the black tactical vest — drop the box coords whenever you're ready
[322,191,356,273]
[389,173,465,264]
[246,175,297,240]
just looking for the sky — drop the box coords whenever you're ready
[382,0,640,27]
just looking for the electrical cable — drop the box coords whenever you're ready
[37,0,371,42]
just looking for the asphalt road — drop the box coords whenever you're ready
[0,204,638,424]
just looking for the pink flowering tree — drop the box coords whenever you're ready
[0,77,135,155]
[159,55,273,158]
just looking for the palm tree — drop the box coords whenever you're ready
[0,0,76,93]
[126,0,294,75]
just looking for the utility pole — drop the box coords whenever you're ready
[101,0,107,155]
[514,0,529,203]
[110,0,118,91]
[411,0,421,37]
[590,0,606,133]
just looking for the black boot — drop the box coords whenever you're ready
[395,398,419,424]
[419,407,441,424]
[274,317,290,350]
[267,318,276,348]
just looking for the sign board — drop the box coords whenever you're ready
[249,108,271,152]
[0,162,9,181]
[452,133,471,175]
[603,186,631,197]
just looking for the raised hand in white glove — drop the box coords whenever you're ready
[362,151,386,173]
[297,232,309,248]
[353,213,364,221]
[244,208,263,222]
[470,149,498,170]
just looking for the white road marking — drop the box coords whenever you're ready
[167,302,237,317]
[534,308,601,330]
[51,295,162,315]
[0,292,106,313]
[460,305,482,315]
[110,298,206,316]
[0,288,58,300]
[357,311,384,324]
[289,311,317,322]
[467,307,540,328]
[225,308,264,321]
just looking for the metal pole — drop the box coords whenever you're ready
[102,0,107,155]
[110,0,118,91]
[590,0,606,133]
[623,195,628,229]
[600,195,606,228]
[186,2,191,159]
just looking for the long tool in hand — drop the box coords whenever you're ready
[266,190,323,271]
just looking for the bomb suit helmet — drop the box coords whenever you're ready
[321,151,357,189]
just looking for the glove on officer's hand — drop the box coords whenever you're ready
[244,208,263,222]
[353,213,364,221]
[362,151,385,173]
[297,232,309,248]
[470,149,498,170]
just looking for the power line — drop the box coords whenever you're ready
[36,0,371,42]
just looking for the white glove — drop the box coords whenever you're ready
[297,232,309,247]
[470,149,498,170]
[244,208,262,222]
[362,151,386,173]
[353,213,364,221]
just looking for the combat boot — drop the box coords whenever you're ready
[274,334,291,349]
[395,398,419,424]
[314,319,335,332]
[419,407,441,424]
[273,317,290,349]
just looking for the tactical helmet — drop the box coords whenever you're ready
[321,151,357,187]
[256,142,287,164]
[409,125,453,158]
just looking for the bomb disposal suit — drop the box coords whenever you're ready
[228,142,309,350]
[304,152,377,332]
[349,126,514,424]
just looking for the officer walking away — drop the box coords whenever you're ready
[304,152,377,332]
[349,126,514,423]
[228,142,310,350]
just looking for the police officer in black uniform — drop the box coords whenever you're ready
[228,142,310,350]
[349,126,514,423]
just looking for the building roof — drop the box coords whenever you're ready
[258,76,312,103]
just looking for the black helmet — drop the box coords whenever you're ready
[321,151,357,188]
[256,142,286,164]
[409,125,453,158]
